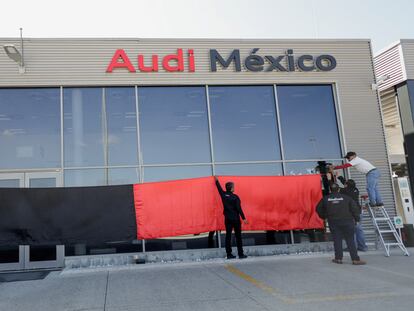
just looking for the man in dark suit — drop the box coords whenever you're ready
[215,176,248,259]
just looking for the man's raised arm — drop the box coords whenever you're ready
[214,176,224,196]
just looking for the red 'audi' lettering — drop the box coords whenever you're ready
[106,49,195,73]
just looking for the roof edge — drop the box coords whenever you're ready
[0,37,372,43]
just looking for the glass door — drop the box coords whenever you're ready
[0,173,24,188]
[0,173,25,270]
[23,172,64,269]
[0,171,64,271]
[25,171,63,188]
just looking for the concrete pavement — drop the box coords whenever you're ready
[1,249,414,311]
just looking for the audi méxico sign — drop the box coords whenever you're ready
[106,48,337,73]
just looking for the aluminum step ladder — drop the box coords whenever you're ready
[362,195,410,257]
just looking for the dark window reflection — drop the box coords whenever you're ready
[209,86,281,162]
[407,80,414,121]
[0,88,60,169]
[106,88,138,166]
[64,88,105,167]
[139,87,211,164]
[215,163,283,176]
[277,85,341,160]
[143,165,212,182]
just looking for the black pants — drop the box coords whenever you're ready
[225,219,244,256]
[208,231,216,248]
[329,219,360,261]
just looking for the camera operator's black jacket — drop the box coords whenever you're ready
[215,180,246,222]
[316,193,360,222]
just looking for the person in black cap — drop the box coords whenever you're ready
[317,183,366,265]
[334,151,383,207]
[214,176,248,259]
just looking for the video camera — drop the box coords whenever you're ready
[316,161,333,195]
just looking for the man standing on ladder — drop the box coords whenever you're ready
[334,151,384,207]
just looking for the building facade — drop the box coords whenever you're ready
[0,38,393,253]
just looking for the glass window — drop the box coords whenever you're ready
[64,169,106,187]
[29,178,56,188]
[277,85,341,160]
[0,88,60,169]
[108,167,139,185]
[285,160,346,187]
[106,87,138,166]
[215,163,283,176]
[143,165,212,182]
[285,160,345,175]
[209,86,281,162]
[64,88,104,167]
[0,179,20,187]
[139,87,211,164]
[144,232,214,252]
[284,162,320,175]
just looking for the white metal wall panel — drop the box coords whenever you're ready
[374,42,406,91]
[380,88,405,161]
[0,38,390,86]
[0,38,395,242]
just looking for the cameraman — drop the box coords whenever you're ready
[316,183,366,265]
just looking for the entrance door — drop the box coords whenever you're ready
[0,173,24,188]
[0,171,64,271]
[0,171,63,188]
[0,174,25,270]
[25,171,62,188]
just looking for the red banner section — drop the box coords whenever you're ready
[134,177,222,239]
[215,175,323,232]
[133,175,323,239]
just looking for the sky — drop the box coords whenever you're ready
[1,0,413,53]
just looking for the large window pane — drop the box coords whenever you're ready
[64,169,105,186]
[139,87,211,164]
[209,86,281,162]
[106,87,138,166]
[143,165,212,182]
[0,88,60,169]
[277,85,341,160]
[108,167,139,185]
[215,163,283,176]
[64,88,104,167]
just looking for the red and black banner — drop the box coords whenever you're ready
[0,175,323,246]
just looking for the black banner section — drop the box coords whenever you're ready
[0,185,137,246]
